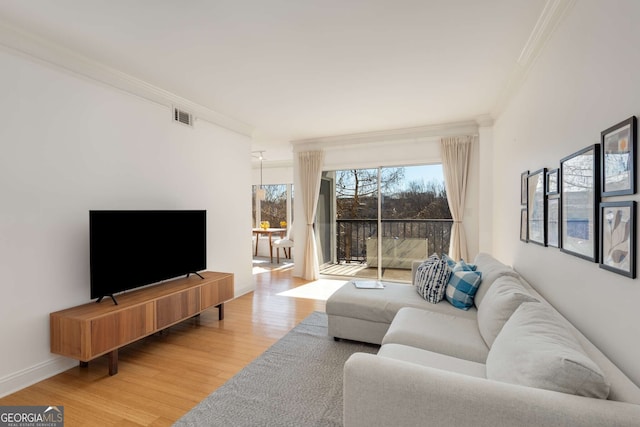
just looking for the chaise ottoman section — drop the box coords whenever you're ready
[326,280,475,344]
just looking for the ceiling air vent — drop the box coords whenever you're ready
[173,107,193,127]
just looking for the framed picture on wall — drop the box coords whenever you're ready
[547,197,559,248]
[520,208,528,242]
[546,168,559,195]
[601,116,637,197]
[527,168,547,246]
[600,201,636,278]
[560,144,600,262]
[521,171,529,205]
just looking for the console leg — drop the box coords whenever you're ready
[108,349,118,376]
[79,361,88,368]
[216,303,224,320]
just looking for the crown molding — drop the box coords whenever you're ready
[0,21,254,137]
[517,0,576,69]
[491,0,576,118]
[475,114,494,127]
[291,120,479,152]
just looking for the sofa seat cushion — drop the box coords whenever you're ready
[382,307,489,363]
[378,343,486,378]
[326,281,476,325]
[477,275,539,347]
[487,302,611,399]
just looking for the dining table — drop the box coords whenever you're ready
[252,228,286,263]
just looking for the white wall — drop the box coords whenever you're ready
[492,0,640,385]
[252,162,294,186]
[0,49,253,396]
[292,134,482,277]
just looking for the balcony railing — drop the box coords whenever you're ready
[336,219,453,265]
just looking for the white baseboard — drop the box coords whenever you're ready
[0,357,77,398]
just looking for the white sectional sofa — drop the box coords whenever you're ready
[326,253,640,426]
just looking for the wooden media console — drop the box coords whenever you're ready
[50,271,234,375]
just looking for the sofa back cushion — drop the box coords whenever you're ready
[472,253,520,308]
[477,275,538,347]
[486,302,610,399]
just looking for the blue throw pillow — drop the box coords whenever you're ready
[442,253,457,269]
[445,269,483,310]
[415,254,451,304]
[442,254,477,272]
[452,259,477,272]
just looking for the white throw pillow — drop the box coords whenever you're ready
[476,276,538,347]
[486,302,610,399]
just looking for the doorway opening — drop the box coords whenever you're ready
[318,164,452,282]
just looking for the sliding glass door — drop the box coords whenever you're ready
[319,164,451,282]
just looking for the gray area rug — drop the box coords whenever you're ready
[174,311,379,427]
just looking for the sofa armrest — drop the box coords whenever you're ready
[344,353,640,427]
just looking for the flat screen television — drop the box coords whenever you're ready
[90,210,206,304]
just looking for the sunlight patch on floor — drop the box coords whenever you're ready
[277,279,348,301]
[252,257,294,275]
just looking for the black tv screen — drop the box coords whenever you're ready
[90,210,206,301]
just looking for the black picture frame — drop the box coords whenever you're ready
[599,201,636,278]
[547,197,559,248]
[520,208,528,242]
[546,168,559,195]
[527,168,547,246]
[520,171,529,205]
[560,144,600,262]
[601,116,636,197]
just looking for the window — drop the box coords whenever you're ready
[253,184,293,228]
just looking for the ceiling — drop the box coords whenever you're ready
[0,0,547,159]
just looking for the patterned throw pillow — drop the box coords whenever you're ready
[442,254,477,272]
[454,259,477,272]
[445,269,483,310]
[415,254,451,304]
[442,253,457,269]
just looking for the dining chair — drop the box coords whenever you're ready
[272,227,294,263]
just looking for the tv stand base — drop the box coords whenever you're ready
[51,271,233,376]
[96,294,118,305]
[78,349,118,375]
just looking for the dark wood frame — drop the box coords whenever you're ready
[547,197,560,248]
[560,144,600,262]
[546,168,559,195]
[527,168,547,246]
[520,170,529,205]
[599,201,636,278]
[601,116,637,197]
[520,208,528,242]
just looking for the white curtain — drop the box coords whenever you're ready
[441,136,473,261]
[298,150,325,280]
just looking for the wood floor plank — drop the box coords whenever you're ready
[0,268,325,426]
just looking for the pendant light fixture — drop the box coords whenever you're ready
[254,151,266,200]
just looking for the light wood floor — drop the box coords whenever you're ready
[0,266,324,426]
